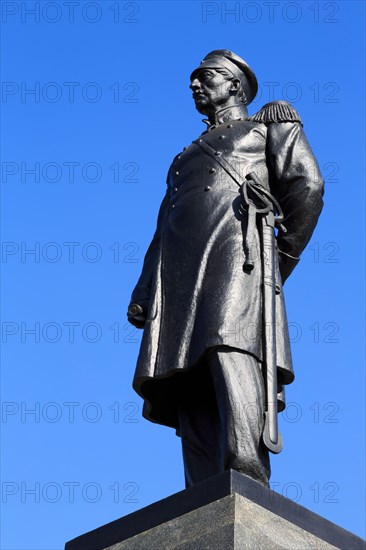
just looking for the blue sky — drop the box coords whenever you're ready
[1,1,365,548]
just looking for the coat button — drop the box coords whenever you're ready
[177,155,181,159]
[204,186,212,192]
[227,124,233,128]
[173,187,178,192]
[175,171,179,176]
[170,204,175,209]
[214,150,221,156]
[218,135,225,140]
[209,168,216,174]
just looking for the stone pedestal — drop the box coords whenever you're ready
[65,470,365,550]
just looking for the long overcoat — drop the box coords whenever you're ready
[129,101,324,431]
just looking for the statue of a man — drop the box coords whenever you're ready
[127,50,324,487]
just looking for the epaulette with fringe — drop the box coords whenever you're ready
[246,100,303,126]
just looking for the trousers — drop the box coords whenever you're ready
[178,347,270,488]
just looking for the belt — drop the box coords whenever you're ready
[193,139,286,271]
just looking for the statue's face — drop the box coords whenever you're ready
[190,69,234,114]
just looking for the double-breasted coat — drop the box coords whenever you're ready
[128,101,324,431]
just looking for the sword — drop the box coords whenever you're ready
[242,172,285,454]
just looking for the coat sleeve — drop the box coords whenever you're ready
[266,121,324,282]
[129,186,170,309]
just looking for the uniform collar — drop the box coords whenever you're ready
[202,103,248,129]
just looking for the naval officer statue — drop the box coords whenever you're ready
[127,50,324,487]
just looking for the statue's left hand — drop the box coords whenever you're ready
[127,302,147,329]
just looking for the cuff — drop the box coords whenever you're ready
[278,249,300,283]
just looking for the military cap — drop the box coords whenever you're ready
[190,49,258,105]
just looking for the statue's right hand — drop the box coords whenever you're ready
[127,302,147,329]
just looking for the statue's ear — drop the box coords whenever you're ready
[229,78,241,93]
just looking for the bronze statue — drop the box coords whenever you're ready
[127,50,324,487]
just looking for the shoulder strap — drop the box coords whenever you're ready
[246,100,303,126]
